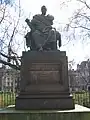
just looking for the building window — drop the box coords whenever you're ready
[11,82,13,86]
[7,82,9,86]
[7,78,10,81]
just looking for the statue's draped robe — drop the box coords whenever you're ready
[31,14,56,49]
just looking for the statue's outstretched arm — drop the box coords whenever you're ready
[25,18,35,31]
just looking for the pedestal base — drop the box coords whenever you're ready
[15,95,74,110]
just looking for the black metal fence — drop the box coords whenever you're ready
[0,92,15,108]
[70,85,90,108]
[72,91,90,107]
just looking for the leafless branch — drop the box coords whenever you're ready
[77,0,90,10]
[0,5,6,24]
[8,0,21,62]
[0,59,20,70]
[78,13,90,22]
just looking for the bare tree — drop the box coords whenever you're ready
[0,0,27,70]
[60,0,90,43]
[59,0,90,87]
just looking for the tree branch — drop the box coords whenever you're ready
[78,13,90,22]
[0,5,6,24]
[0,59,20,70]
[77,0,90,10]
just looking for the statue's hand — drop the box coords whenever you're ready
[25,18,30,23]
[59,40,61,47]
[59,43,61,47]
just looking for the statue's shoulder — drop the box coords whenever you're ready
[33,14,41,19]
[47,14,54,21]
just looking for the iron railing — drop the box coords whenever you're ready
[0,92,15,108]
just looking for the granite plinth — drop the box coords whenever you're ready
[15,95,74,110]
[15,51,74,110]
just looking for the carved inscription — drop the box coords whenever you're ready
[30,71,60,84]
[28,63,61,71]
[22,63,62,85]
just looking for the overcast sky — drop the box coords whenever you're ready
[20,0,90,69]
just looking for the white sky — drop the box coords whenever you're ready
[20,0,90,69]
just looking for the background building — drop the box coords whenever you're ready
[0,65,20,92]
[69,59,90,92]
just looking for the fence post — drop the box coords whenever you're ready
[88,85,90,105]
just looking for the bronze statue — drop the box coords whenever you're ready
[25,5,61,51]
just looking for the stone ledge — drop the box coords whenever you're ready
[0,105,90,120]
[15,94,74,110]
[22,50,66,63]
[0,104,90,113]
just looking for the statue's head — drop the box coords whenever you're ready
[41,5,47,15]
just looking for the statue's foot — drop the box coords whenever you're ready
[38,47,43,51]
[43,48,51,51]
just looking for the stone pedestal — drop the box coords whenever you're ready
[15,50,74,110]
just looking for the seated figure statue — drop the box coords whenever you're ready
[25,5,61,51]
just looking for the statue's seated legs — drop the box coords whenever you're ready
[32,31,45,50]
[25,30,61,51]
[32,29,57,50]
[43,42,57,50]
[42,30,61,50]
[25,32,36,50]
